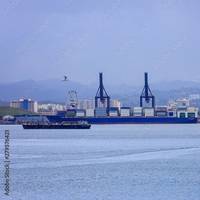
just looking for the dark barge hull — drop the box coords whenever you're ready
[23,124,91,129]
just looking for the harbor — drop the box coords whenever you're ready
[1,1,200,199]
[2,72,199,126]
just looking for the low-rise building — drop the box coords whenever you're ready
[38,103,66,115]
[10,98,38,113]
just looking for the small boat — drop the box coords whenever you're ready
[22,121,91,129]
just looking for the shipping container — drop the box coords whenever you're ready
[155,106,168,112]
[133,107,143,112]
[133,113,142,117]
[76,109,86,117]
[109,112,119,117]
[133,107,142,116]
[66,109,76,117]
[155,111,167,117]
[86,109,94,117]
[143,108,155,117]
[109,107,119,111]
[121,107,131,109]
[109,107,119,117]
[95,108,107,117]
[76,112,85,117]
[120,107,131,117]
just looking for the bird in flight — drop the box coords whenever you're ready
[63,76,68,81]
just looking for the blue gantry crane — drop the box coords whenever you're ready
[95,73,110,109]
[140,72,155,108]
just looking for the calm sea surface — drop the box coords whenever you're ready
[1,124,200,200]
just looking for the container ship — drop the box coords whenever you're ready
[46,107,198,124]
[13,73,198,125]
[45,73,198,125]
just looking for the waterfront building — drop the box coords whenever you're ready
[10,98,38,113]
[38,103,66,115]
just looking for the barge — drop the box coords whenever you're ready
[22,121,91,129]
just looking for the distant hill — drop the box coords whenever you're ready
[0,79,96,102]
[0,79,200,106]
[151,80,200,91]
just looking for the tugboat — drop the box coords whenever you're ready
[22,121,91,129]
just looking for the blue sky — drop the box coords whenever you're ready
[0,0,200,85]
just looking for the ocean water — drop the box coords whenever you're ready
[0,124,200,200]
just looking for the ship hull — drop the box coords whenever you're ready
[46,116,198,124]
[23,124,91,129]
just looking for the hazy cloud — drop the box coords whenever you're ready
[0,0,200,85]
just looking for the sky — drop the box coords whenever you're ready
[0,0,200,85]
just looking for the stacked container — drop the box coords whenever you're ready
[86,109,95,117]
[143,108,155,117]
[155,106,167,117]
[133,107,143,117]
[95,108,107,117]
[76,109,86,117]
[109,107,119,117]
[120,107,131,117]
[66,109,76,117]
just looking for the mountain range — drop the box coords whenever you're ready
[0,79,200,106]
